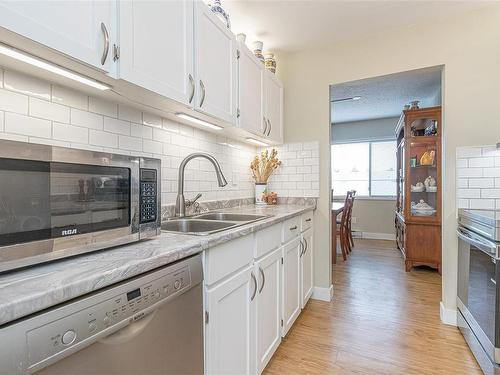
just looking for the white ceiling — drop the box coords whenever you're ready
[330,67,442,123]
[223,0,493,53]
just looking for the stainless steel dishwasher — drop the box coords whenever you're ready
[0,254,203,375]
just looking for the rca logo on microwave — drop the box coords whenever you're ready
[61,228,78,236]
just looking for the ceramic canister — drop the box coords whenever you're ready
[252,41,265,64]
[264,53,276,73]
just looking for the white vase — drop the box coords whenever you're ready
[255,183,268,205]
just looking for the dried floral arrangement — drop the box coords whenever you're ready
[250,149,282,183]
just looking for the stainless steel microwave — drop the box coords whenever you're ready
[0,140,161,273]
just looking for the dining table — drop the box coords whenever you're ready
[331,201,345,264]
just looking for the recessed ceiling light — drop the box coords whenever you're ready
[245,138,269,146]
[175,113,223,130]
[331,96,361,103]
[0,43,111,91]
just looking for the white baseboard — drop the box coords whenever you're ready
[440,301,457,326]
[311,285,333,302]
[361,232,396,241]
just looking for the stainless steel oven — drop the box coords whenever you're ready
[457,209,500,375]
[0,140,161,273]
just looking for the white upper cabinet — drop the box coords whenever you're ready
[205,266,256,375]
[263,71,284,143]
[238,43,264,135]
[0,1,115,72]
[300,228,314,308]
[118,0,194,105]
[194,0,237,124]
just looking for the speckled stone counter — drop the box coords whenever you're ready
[0,202,315,325]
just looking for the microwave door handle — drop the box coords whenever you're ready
[457,228,497,256]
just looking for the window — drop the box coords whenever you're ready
[331,140,396,197]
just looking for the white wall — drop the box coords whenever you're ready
[277,5,500,311]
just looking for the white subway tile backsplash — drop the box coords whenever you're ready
[53,122,88,144]
[89,97,118,117]
[71,108,103,130]
[0,111,3,132]
[468,178,494,188]
[89,130,118,148]
[143,139,162,155]
[131,123,153,139]
[470,199,495,209]
[457,147,482,158]
[104,117,131,136]
[29,137,70,148]
[468,157,495,168]
[153,127,171,143]
[143,112,162,127]
[0,132,28,142]
[481,189,500,199]
[29,98,70,123]
[3,70,50,100]
[0,88,28,114]
[457,189,480,199]
[118,105,142,124]
[484,168,500,177]
[162,118,180,133]
[5,112,51,138]
[119,135,142,152]
[457,145,500,213]
[52,85,88,110]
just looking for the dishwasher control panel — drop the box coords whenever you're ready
[26,265,192,370]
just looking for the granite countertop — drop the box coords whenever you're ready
[0,202,315,326]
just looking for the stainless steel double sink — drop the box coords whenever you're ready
[161,212,271,235]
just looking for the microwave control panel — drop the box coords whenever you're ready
[139,168,158,224]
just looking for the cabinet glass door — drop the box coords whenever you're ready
[408,141,438,218]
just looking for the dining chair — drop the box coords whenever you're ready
[336,191,353,261]
[347,190,356,251]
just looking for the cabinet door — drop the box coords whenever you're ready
[0,1,114,71]
[281,237,301,336]
[238,43,264,135]
[118,0,194,105]
[194,0,237,124]
[263,71,284,142]
[255,248,282,373]
[301,228,314,308]
[205,266,256,375]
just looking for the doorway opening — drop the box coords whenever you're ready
[329,66,443,273]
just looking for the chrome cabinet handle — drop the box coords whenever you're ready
[188,74,195,103]
[101,22,109,66]
[266,119,272,136]
[299,240,304,257]
[305,218,312,222]
[303,238,308,255]
[258,266,265,294]
[250,271,257,301]
[491,277,497,285]
[263,117,268,134]
[199,80,206,107]
[290,225,297,231]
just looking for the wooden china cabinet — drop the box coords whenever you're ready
[395,106,442,274]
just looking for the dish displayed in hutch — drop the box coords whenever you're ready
[395,106,442,273]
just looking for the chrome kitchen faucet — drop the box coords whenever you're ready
[175,153,227,217]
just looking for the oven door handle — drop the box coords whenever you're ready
[98,310,157,346]
[457,227,497,257]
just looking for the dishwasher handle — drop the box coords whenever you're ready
[98,310,157,346]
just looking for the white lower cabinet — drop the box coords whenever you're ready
[204,214,314,375]
[255,247,282,373]
[205,265,256,375]
[281,237,301,337]
[300,227,314,308]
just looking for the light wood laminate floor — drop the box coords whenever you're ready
[264,239,481,374]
